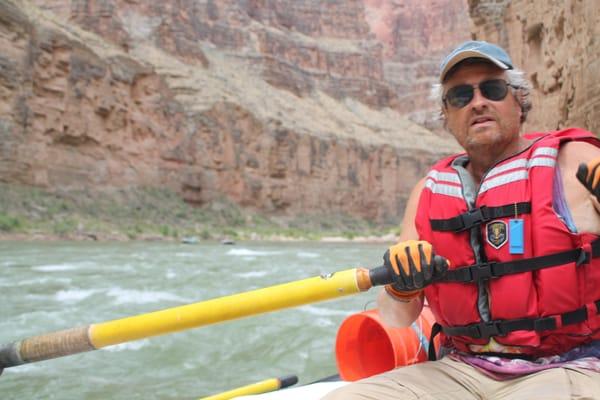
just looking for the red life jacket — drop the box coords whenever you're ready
[416,128,600,357]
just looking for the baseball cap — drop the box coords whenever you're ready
[439,40,513,82]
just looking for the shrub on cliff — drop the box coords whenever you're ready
[0,213,22,232]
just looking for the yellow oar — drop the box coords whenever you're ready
[199,375,298,400]
[0,265,393,369]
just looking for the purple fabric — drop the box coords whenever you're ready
[451,341,600,380]
[553,164,577,232]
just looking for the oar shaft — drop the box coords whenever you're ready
[90,268,364,348]
[1,267,376,369]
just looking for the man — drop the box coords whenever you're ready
[324,41,600,399]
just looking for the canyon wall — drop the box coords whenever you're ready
[30,0,399,109]
[31,0,470,120]
[469,0,600,135]
[4,1,594,224]
[364,0,470,128]
[0,0,461,222]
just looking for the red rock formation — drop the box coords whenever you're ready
[30,0,473,127]
[363,0,471,129]
[468,0,600,135]
[0,0,460,222]
[30,0,399,109]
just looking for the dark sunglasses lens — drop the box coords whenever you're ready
[480,79,508,101]
[446,85,473,108]
[446,80,510,108]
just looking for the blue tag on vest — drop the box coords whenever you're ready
[509,219,524,254]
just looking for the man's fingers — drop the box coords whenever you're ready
[406,247,424,289]
[577,163,588,186]
[577,157,600,192]
[396,253,412,288]
[421,246,434,282]
[591,162,600,189]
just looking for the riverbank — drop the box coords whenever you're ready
[0,184,400,243]
[0,231,398,243]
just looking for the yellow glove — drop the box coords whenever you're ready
[383,240,448,300]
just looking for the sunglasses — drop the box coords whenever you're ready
[443,79,519,109]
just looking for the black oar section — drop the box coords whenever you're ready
[368,265,394,287]
[279,374,299,388]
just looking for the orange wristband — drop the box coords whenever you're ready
[384,285,422,302]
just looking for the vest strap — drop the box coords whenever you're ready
[430,202,532,232]
[428,322,443,361]
[442,300,600,339]
[442,238,600,283]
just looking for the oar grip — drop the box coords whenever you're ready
[0,326,95,368]
[368,265,394,287]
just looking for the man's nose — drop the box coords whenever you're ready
[469,87,488,109]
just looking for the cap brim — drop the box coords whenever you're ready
[440,50,510,82]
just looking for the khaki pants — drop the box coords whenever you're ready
[322,357,600,400]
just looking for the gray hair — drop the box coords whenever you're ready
[431,69,533,123]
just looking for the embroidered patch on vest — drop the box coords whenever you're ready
[486,220,508,249]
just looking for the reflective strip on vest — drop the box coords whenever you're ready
[425,170,463,199]
[532,147,558,158]
[480,170,529,193]
[425,179,463,199]
[426,170,461,184]
[486,159,527,179]
[480,148,557,194]
[528,157,556,168]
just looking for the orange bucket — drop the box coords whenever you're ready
[335,307,438,381]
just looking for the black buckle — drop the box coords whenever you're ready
[576,248,590,266]
[470,262,495,281]
[533,317,556,331]
[476,321,504,339]
[459,207,486,231]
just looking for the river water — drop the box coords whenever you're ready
[0,241,385,399]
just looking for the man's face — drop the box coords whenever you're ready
[442,62,522,153]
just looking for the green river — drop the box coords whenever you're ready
[0,241,384,399]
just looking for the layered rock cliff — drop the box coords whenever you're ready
[31,0,399,109]
[0,0,461,223]
[364,0,470,128]
[5,0,594,226]
[30,0,470,121]
[469,0,600,135]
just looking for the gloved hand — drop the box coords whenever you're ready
[383,240,448,300]
[576,157,600,202]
